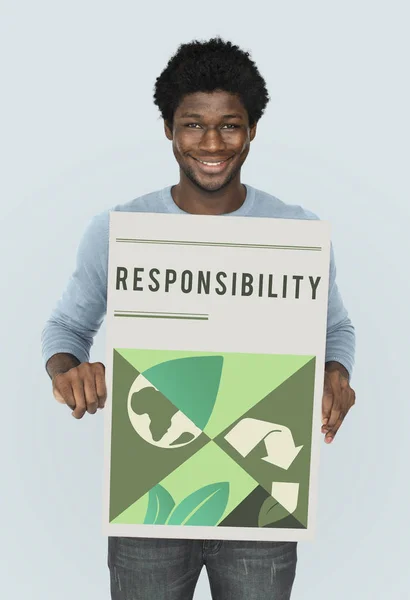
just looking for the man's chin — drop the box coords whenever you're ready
[186,172,234,194]
[195,182,228,193]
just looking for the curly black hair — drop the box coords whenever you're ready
[153,37,270,127]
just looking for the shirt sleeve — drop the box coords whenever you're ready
[325,243,356,378]
[41,211,110,366]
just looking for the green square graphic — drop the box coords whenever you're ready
[109,349,316,530]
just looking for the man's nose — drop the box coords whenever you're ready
[198,128,226,152]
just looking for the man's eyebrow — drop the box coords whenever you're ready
[222,113,244,119]
[180,113,202,118]
[179,112,244,119]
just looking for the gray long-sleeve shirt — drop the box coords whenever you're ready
[41,184,356,376]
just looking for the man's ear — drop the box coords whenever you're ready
[164,120,173,140]
[250,122,257,141]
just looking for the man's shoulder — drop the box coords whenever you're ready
[76,188,167,263]
[85,188,167,233]
[111,187,166,214]
[250,185,320,221]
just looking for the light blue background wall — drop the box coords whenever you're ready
[1,1,409,598]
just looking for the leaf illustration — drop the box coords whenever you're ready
[142,356,223,430]
[144,484,175,525]
[258,496,289,528]
[167,482,229,526]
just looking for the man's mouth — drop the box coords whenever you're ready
[190,155,234,173]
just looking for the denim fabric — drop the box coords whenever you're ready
[108,537,297,599]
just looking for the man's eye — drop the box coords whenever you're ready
[184,123,238,130]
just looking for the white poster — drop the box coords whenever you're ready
[103,212,330,541]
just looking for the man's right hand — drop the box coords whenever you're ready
[52,362,107,419]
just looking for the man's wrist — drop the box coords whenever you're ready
[325,360,350,380]
[46,353,81,380]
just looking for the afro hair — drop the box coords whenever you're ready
[153,37,270,127]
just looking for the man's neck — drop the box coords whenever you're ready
[171,176,247,215]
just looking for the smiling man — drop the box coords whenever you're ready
[42,37,356,600]
[168,90,254,211]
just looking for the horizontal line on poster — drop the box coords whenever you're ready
[113,311,208,321]
[115,238,321,251]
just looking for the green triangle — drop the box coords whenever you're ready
[142,356,223,430]
[109,350,211,522]
[214,358,316,528]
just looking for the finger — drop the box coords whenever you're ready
[325,414,344,443]
[333,383,352,426]
[94,364,107,409]
[53,377,76,410]
[326,388,354,439]
[322,380,333,425]
[325,373,343,429]
[53,382,65,404]
[322,394,354,433]
[83,375,98,415]
[71,375,87,419]
[326,405,341,430]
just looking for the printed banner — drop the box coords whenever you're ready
[103,212,330,541]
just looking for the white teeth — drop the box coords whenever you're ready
[199,160,224,165]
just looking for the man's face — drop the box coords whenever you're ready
[165,90,256,193]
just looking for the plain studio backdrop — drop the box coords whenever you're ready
[1,1,409,598]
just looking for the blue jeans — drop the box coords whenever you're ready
[108,537,297,599]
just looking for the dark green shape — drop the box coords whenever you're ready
[269,514,306,529]
[219,486,306,529]
[144,484,175,525]
[109,351,210,521]
[258,496,289,527]
[170,432,195,446]
[214,358,316,528]
[131,387,178,442]
[167,482,230,526]
[142,356,223,430]
[220,486,268,527]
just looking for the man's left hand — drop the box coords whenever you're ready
[322,361,356,444]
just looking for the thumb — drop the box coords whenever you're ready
[53,388,66,404]
[52,375,66,404]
